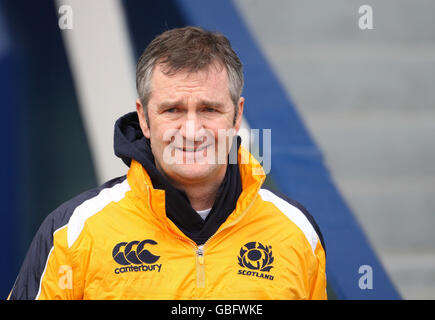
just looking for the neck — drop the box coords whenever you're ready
[159,165,227,211]
[181,182,220,211]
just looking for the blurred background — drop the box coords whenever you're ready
[1,0,434,299]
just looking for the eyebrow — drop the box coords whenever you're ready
[156,100,184,112]
[156,99,225,111]
[198,99,224,110]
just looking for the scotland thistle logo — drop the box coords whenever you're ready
[238,241,274,272]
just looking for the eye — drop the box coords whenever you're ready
[203,107,215,113]
[165,107,179,113]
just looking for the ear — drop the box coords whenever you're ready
[136,99,150,139]
[234,96,245,132]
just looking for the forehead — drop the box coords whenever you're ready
[149,63,231,101]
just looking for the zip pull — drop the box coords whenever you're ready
[196,245,205,265]
[196,245,205,288]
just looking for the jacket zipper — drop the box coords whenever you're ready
[166,192,260,289]
[196,245,205,288]
[192,197,257,289]
[145,186,208,289]
[169,235,206,289]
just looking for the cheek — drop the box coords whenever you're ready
[148,124,179,160]
[209,125,237,152]
[147,124,164,154]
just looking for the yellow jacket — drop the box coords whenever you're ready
[9,114,326,300]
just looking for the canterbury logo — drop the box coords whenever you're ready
[112,239,160,265]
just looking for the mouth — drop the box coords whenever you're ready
[175,144,210,153]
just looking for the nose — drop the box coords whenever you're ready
[180,113,203,143]
[178,118,211,152]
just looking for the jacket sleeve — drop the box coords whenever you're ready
[7,208,82,300]
[308,240,327,300]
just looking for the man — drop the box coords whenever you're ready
[8,26,326,300]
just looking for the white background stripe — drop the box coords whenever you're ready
[55,0,138,183]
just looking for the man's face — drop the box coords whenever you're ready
[136,63,244,187]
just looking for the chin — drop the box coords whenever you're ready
[172,163,216,180]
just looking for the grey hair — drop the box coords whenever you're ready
[136,27,244,123]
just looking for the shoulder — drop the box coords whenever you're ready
[9,175,129,300]
[38,175,129,248]
[257,187,326,255]
[61,175,130,247]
